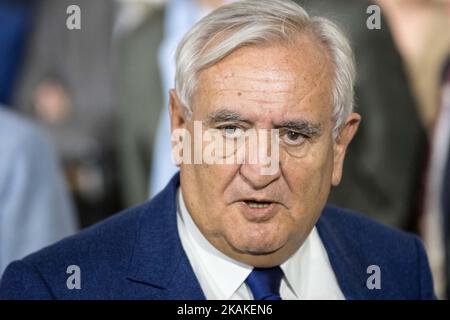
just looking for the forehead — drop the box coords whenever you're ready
[194,34,334,122]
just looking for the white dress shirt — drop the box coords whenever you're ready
[176,188,345,300]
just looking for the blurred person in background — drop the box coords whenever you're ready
[375,0,450,130]
[0,107,78,276]
[440,57,450,298]
[13,0,121,227]
[114,0,169,207]
[376,0,450,298]
[297,0,427,231]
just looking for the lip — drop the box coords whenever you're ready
[237,201,279,222]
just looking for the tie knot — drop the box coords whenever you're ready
[245,267,283,300]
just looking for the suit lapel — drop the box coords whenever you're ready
[125,173,206,299]
[316,206,370,299]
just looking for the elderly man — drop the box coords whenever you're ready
[0,0,435,300]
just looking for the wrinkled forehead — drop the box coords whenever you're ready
[193,37,335,123]
[199,31,333,82]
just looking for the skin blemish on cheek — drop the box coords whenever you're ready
[237,92,242,96]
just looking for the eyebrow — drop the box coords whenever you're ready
[274,120,323,137]
[206,108,323,136]
[206,109,251,126]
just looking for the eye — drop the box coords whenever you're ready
[220,125,244,139]
[282,130,306,146]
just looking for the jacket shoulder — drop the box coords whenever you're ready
[321,204,415,243]
[319,205,436,299]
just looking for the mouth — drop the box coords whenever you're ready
[238,199,280,222]
[244,200,273,209]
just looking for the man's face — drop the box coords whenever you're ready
[170,34,360,267]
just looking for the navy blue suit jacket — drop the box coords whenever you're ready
[0,173,436,299]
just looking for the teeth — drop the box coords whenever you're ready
[246,201,270,208]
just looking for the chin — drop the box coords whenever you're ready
[244,247,280,256]
[229,232,287,256]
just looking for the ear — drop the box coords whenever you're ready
[331,113,361,186]
[169,89,191,167]
[169,89,187,133]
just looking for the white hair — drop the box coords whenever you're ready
[174,0,355,135]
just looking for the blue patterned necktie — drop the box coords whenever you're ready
[245,267,283,300]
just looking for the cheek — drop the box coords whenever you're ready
[196,164,239,199]
[283,142,334,209]
[181,162,240,232]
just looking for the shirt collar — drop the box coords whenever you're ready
[280,227,323,299]
[177,188,253,299]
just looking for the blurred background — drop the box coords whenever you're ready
[0,0,449,298]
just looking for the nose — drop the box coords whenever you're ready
[238,129,281,190]
[239,163,281,190]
